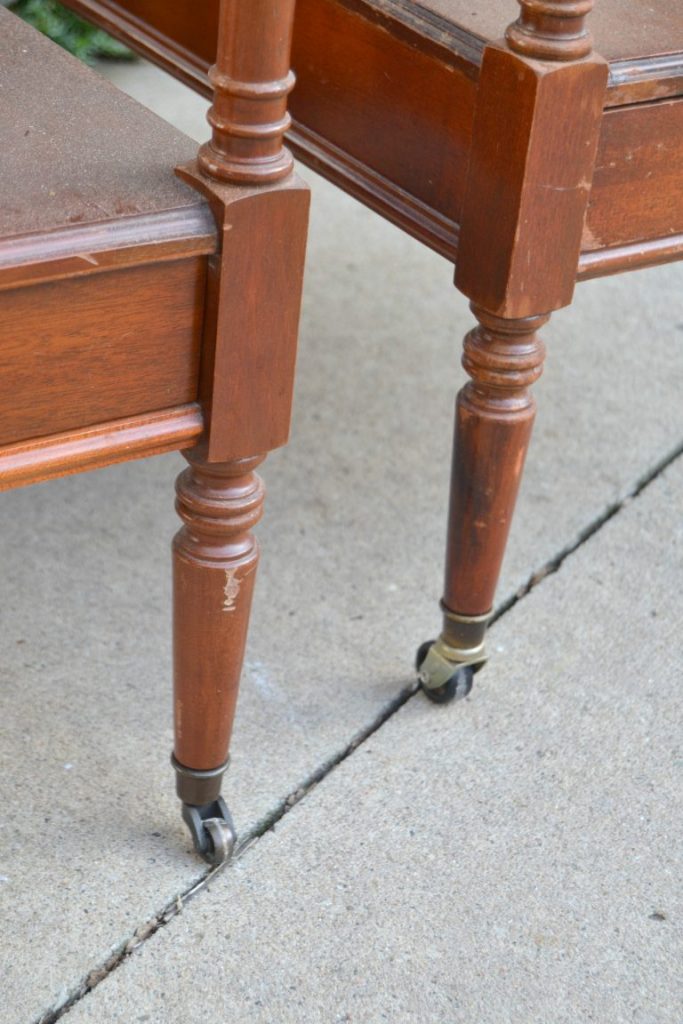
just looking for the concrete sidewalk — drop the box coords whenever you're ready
[1,60,681,1024]
[65,434,683,1024]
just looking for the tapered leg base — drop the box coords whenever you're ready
[419,306,547,704]
[171,448,265,861]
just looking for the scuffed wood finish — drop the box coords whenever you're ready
[61,0,683,105]
[443,307,547,616]
[409,0,680,65]
[578,234,683,282]
[437,0,599,657]
[0,405,203,491]
[0,6,204,239]
[7,0,679,766]
[171,0,309,788]
[180,0,309,465]
[0,207,216,292]
[288,0,475,241]
[61,0,683,275]
[505,0,594,61]
[583,97,683,255]
[0,259,206,447]
[0,3,311,861]
[173,449,265,770]
[176,169,310,463]
[455,28,607,317]
[0,9,217,484]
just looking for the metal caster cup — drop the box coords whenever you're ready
[416,608,490,704]
[172,754,236,865]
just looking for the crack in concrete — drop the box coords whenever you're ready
[34,437,683,1024]
[33,683,418,1024]
[491,438,683,625]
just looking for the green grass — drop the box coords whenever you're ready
[10,0,136,63]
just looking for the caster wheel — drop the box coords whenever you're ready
[415,640,475,705]
[182,797,236,866]
[423,664,474,704]
[203,817,236,865]
[415,639,433,673]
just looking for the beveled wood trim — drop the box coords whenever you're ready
[51,1,683,281]
[64,0,213,96]
[0,404,204,491]
[288,122,460,261]
[607,53,683,107]
[0,207,217,291]
[336,0,484,75]
[261,122,683,279]
[63,0,683,107]
[577,232,683,280]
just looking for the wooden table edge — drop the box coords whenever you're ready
[0,404,204,491]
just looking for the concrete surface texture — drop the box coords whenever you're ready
[0,58,681,1024]
[64,456,683,1024]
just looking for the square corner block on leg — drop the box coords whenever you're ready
[176,162,311,464]
[455,44,608,320]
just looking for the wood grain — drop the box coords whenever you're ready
[0,207,216,291]
[578,233,683,280]
[438,2,596,661]
[408,0,682,65]
[169,0,309,793]
[0,404,203,491]
[58,0,683,275]
[290,0,475,232]
[198,0,296,183]
[583,97,683,253]
[443,306,547,616]
[0,259,206,446]
[173,449,264,769]
[177,165,310,463]
[455,43,607,317]
[61,0,683,106]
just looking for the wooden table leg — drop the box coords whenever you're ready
[417,0,607,703]
[169,0,309,862]
[417,306,547,701]
[172,450,264,862]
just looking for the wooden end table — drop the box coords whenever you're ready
[61,0,683,695]
[10,0,682,857]
[1,3,309,862]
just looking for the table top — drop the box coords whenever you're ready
[402,0,682,62]
[0,7,204,242]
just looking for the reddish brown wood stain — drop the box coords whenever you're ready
[4,0,682,810]
[173,450,265,769]
[0,260,205,446]
[443,308,547,616]
[63,0,683,268]
[168,1,310,775]
[0,3,310,805]
[585,98,683,252]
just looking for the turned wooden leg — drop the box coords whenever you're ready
[417,303,547,702]
[168,0,308,860]
[172,446,264,862]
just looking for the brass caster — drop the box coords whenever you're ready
[415,639,479,705]
[181,797,236,866]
